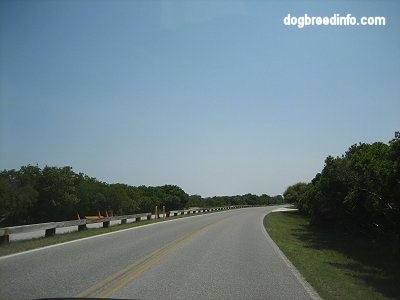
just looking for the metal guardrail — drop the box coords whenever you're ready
[0,213,152,245]
[170,206,241,216]
[0,205,251,245]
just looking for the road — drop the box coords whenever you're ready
[0,206,319,300]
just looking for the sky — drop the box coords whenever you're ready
[1,0,399,197]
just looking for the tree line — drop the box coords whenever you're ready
[0,165,282,226]
[188,194,283,208]
[284,132,400,248]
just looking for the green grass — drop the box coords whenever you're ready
[0,212,212,257]
[264,211,399,300]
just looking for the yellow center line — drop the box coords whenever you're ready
[76,218,225,298]
[75,238,178,297]
[98,231,196,297]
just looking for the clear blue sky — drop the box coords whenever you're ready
[1,0,399,197]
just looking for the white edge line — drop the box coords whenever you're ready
[261,211,322,300]
[0,210,231,261]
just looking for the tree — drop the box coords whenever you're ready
[34,166,80,222]
[284,132,400,244]
[283,182,309,205]
[76,176,107,216]
[0,168,39,225]
[187,195,203,208]
[160,185,189,210]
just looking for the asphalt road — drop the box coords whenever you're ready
[0,206,319,300]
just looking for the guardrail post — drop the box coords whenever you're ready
[78,224,87,231]
[147,214,151,220]
[45,228,56,237]
[103,221,110,228]
[136,217,141,222]
[0,235,9,245]
[0,229,10,245]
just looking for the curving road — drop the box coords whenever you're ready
[0,206,319,300]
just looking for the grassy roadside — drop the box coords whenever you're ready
[0,211,214,257]
[264,211,399,300]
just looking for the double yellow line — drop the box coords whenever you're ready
[76,218,225,298]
